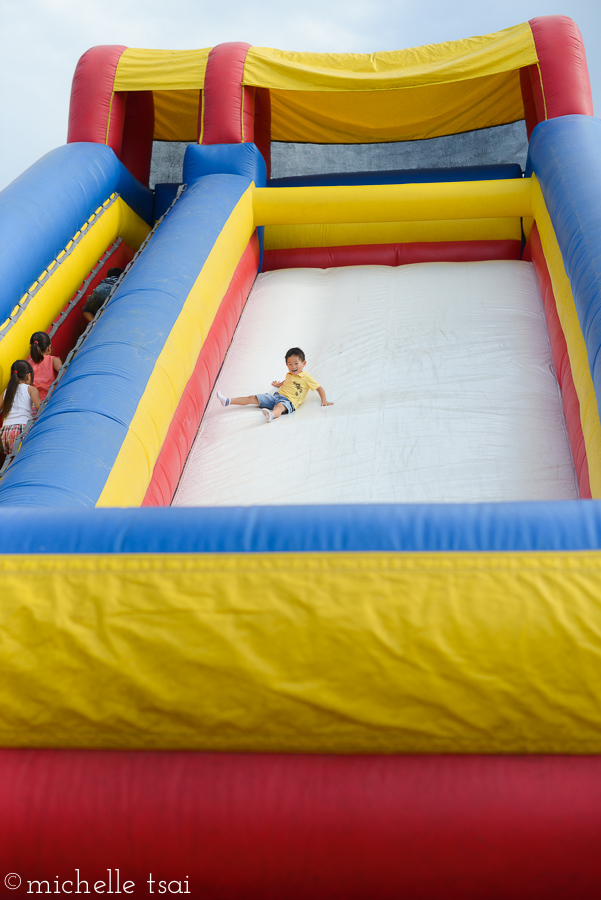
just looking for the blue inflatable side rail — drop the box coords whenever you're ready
[0,143,153,323]
[0,502,601,554]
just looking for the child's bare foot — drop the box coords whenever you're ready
[217,391,230,407]
[262,409,273,423]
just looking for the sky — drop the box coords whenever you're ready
[0,0,599,191]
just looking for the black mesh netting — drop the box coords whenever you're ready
[148,121,528,188]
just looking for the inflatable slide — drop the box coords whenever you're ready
[2,16,601,898]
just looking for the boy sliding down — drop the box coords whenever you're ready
[218,347,333,423]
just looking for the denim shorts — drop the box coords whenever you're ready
[256,392,295,414]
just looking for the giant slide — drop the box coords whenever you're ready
[1,19,601,898]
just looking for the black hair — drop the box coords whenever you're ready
[107,267,124,279]
[30,331,52,364]
[285,347,305,362]
[3,360,33,420]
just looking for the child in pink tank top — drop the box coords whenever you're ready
[29,332,62,403]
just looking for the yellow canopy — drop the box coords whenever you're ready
[247,23,536,142]
[242,23,536,92]
[114,48,211,91]
[110,24,537,143]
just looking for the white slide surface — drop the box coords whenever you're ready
[173,262,578,506]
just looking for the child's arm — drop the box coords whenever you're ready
[28,386,41,410]
[53,357,62,373]
[317,386,333,407]
[271,379,285,388]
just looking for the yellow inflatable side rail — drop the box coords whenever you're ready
[0,196,149,391]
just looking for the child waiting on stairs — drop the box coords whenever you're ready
[0,360,40,454]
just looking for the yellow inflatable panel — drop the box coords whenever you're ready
[269,71,525,144]
[2,549,601,752]
[264,218,522,250]
[253,179,532,227]
[153,89,201,142]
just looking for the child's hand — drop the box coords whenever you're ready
[272,379,284,388]
[316,386,333,407]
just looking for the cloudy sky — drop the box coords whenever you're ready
[1,0,599,191]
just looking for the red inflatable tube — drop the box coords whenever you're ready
[528,224,591,497]
[519,18,592,139]
[201,42,252,145]
[2,750,601,899]
[68,47,156,184]
[143,232,260,506]
[263,240,521,271]
[529,16,593,122]
[67,45,127,154]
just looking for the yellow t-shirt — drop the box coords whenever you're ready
[278,371,321,409]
